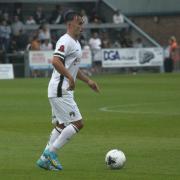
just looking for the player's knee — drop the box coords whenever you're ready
[77,121,84,130]
[72,120,84,131]
[78,121,84,130]
[56,123,65,129]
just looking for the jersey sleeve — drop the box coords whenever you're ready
[53,38,70,61]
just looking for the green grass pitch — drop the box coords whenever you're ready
[0,73,180,180]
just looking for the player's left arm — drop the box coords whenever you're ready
[77,69,100,93]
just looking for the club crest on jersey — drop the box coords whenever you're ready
[59,45,65,52]
[69,111,75,117]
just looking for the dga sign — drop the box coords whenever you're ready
[29,49,92,69]
[0,64,14,79]
[102,48,164,68]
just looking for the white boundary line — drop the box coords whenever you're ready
[99,102,180,115]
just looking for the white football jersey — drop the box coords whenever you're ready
[48,33,82,98]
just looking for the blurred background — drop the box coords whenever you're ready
[0,0,180,79]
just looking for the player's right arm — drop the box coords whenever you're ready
[52,57,75,91]
[53,38,75,91]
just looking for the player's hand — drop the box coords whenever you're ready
[67,76,75,91]
[87,79,100,93]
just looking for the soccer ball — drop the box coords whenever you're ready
[105,149,126,169]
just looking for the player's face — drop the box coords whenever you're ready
[72,16,84,38]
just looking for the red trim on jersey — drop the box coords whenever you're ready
[59,45,65,52]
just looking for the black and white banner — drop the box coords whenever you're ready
[102,48,164,68]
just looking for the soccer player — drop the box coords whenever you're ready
[36,10,100,170]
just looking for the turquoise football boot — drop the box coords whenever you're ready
[43,150,63,170]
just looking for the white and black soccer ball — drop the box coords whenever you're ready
[105,149,126,169]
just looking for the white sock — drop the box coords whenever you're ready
[49,124,78,152]
[44,127,62,151]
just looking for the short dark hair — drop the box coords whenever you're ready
[63,10,82,23]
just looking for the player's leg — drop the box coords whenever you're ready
[41,124,65,170]
[36,125,65,170]
[72,119,84,130]
[37,105,65,170]
[43,96,83,170]
[49,119,83,152]
[44,120,83,170]
[44,123,65,151]
[49,96,83,152]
